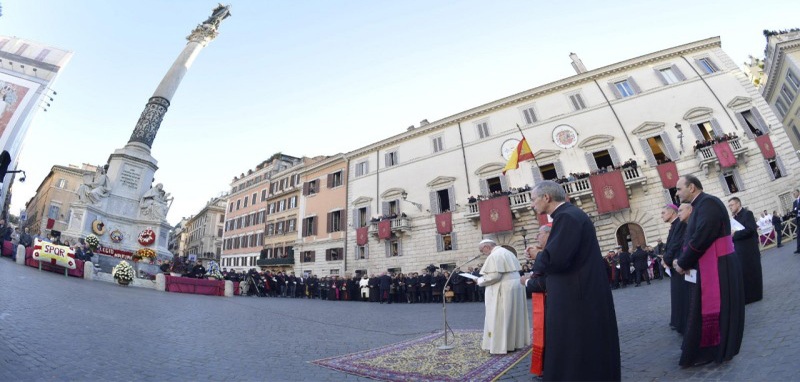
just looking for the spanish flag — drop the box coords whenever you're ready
[502,137,535,174]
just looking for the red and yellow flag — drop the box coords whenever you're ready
[502,137,535,174]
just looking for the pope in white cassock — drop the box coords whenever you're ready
[477,239,531,354]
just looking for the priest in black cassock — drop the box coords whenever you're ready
[661,204,688,334]
[673,175,745,367]
[528,180,621,381]
[728,197,763,304]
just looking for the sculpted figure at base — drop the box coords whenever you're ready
[76,167,112,204]
[140,183,172,220]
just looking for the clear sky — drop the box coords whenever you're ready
[3,0,799,225]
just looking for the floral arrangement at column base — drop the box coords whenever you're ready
[205,260,223,280]
[113,261,135,285]
[85,234,100,251]
[133,248,157,263]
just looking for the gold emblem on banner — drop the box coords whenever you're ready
[490,209,499,222]
[666,171,673,180]
[603,185,615,199]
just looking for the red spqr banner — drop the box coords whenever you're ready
[435,212,452,234]
[712,142,737,168]
[657,161,679,189]
[356,227,368,246]
[589,171,630,214]
[755,134,775,159]
[378,220,392,240]
[479,197,514,234]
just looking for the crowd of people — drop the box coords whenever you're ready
[604,243,667,289]
[693,132,741,151]
[467,185,532,203]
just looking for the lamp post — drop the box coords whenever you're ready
[400,191,423,211]
[519,226,528,248]
[674,123,684,154]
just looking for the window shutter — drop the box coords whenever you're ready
[608,146,621,166]
[554,161,565,178]
[777,155,788,176]
[397,240,402,256]
[608,83,622,99]
[313,217,318,235]
[690,123,704,141]
[734,112,754,139]
[750,107,769,131]
[302,182,309,196]
[326,212,332,233]
[718,172,731,195]
[585,152,599,171]
[479,179,489,196]
[384,153,390,167]
[499,175,509,191]
[327,174,333,188]
[531,166,543,183]
[339,210,346,231]
[710,118,724,137]
[302,219,308,237]
[448,186,456,212]
[385,241,391,258]
[451,232,458,250]
[639,138,658,165]
[671,64,686,81]
[325,249,331,261]
[659,133,679,160]
[732,169,745,191]
[654,68,668,85]
[628,77,642,94]
[763,159,776,181]
[436,234,443,252]
[429,191,440,214]
[364,244,369,259]
[352,208,360,228]
[662,189,673,204]
[381,201,390,216]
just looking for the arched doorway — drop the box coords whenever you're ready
[615,223,646,253]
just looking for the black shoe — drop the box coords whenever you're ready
[794,251,800,254]
[777,245,783,248]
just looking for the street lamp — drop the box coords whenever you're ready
[674,123,684,154]
[400,191,423,211]
[518,226,528,247]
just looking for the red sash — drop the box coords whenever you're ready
[698,235,733,348]
[530,293,545,375]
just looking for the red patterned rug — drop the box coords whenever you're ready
[310,329,531,382]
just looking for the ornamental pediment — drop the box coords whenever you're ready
[631,121,665,136]
[426,176,456,188]
[533,149,561,162]
[474,162,505,177]
[380,188,405,200]
[578,134,615,150]
[726,96,752,111]
[351,196,373,207]
[682,107,714,122]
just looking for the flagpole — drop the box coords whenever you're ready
[516,124,540,168]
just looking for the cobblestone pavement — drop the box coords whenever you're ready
[1,242,798,381]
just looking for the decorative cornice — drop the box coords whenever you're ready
[426,176,457,188]
[762,39,800,98]
[532,149,561,162]
[474,162,505,176]
[380,187,405,200]
[682,107,714,122]
[631,122,665,136]
[578,134,615,149]
[345,37,722,158]
[351,196,373,206]
[726,96,753,111]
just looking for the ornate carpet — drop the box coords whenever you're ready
[310,329,531,381]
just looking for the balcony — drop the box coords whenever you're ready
[561,178,592,198]
[622,167,647,190]
[464,192,533,220]
[368,216,412,237]
[694,138,748,175]
[257,256,295,267]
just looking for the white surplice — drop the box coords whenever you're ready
[478,246,531,354]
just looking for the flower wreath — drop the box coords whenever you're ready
[91,219,106,235]
[110,229,124,243]
[138,228,156,246]
[84,234,100,250]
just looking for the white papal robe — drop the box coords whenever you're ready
[478,246,531,354]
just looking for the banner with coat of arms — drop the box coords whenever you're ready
[755,134,775,159]
[356,227,368,246]
[435,212,452,234]
[656,161,679,189]
[378,220,392,240]
[589,171,630,214]
[479,197,514,234]
[712,142,737,168]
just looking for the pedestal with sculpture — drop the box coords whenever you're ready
[61,4,232,285]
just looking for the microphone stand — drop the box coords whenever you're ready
[439,253,483,350]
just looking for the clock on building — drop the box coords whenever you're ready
[552,125,578,149]
[501,139,520,160]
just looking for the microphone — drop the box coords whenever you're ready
[438,251,484,350]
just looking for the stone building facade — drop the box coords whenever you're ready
[185,195,227,265]
[23,164,95,237]
[342,36,800,276]
[761,29,800,153]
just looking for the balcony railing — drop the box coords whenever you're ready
[695,138,748,175]
[464,192,531,219]
[561,178,592,198]
[622,167,646,188]
[257,256,295,267]
[368,217,412,236]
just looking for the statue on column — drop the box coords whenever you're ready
[76,166,112,204]
[140,183,173,220]
[204,4,232,27]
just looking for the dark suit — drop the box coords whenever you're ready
[663,218,688,333]
[794,198,800,252]
[524,256,547,294]
[631,248,650,286]
[537,203,620,381]
[732,208,763,304]
[771,215,783,247]
[379,274,392,303]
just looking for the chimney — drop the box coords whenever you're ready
[570,52,587,74]
[407,125,415,131]
[419,119,429,126]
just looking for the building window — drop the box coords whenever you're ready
[288,219,296,232]
[243,197,248,208]
[328,170,343,188]
[326,248,342,261]
[357,245,368,259]
[301,251,315,263]
[229,203,234,212]
[592,150,615,170]
[385,150,399,167]
[357,207,368,228]
[659,67,680,84]
[330,269,339,275]
[302,216,317,237]
[568,93,586,111]
[646,136,670,163]
[278,199,285,211]
[614,79,636,98]
[276,221,285,235]
[737,109,767,137]
[236,199,241,210]
[774,98,788,119]
[251,193,257,205]
[436,233,457,252]
[328,210,343,232]
[266,223,274,236]
[289,196,297,209]
[355,161,369,176]
[261,189,267,201]
[55,179,68,189]
[432,136,444,153]
[435,188,452,213]
[387,239,400,257]
[780,84,796,105]
[48,205,60,219]
[476,122,490,139]
[697,57,719,74]
[765,156,787,180]
[720,169,744,195]
[786,70,800,93]
[304,179,320,196]
[521,107,537,124]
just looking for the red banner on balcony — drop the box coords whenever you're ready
[712,142,737,168]
[479,197,514,234]
[378,220,392,240]
[589,171,629,214]
[46,218,55,229]
[435,212,452,234]
[755,134,775,159]
[356,227,368,246]
[657,161,679,189]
